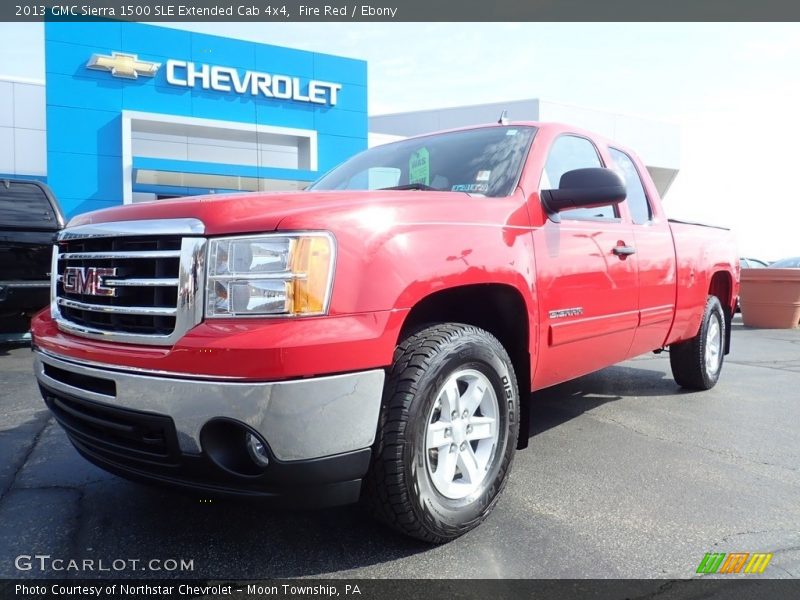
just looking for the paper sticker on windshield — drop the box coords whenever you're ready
[409,148,430,186]
[506,129,518,136]
[452,183,489,193]
[476,170,491,182]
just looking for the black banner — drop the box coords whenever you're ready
[4,0,800,22]
[2,579,799,600]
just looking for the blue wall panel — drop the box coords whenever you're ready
[314,52,368,86]
[47,107,121,157]
[45,22,368,218]
[317,134,369,172]
[255,100,317,131]
[47,152,122,199]
[122,80,193,115]
[190,34,256,70]
[45,41,117,79]
[316,108,369,138]
[255,45,315,79]
[120,22,191,58]
[189,88,258,123]
[45,22,122,48]
[46,73,123,111]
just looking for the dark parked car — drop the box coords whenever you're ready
[0,179,64,340]
[740,257,770,269]
[770,257,800,268]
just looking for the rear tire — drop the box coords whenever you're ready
[364,323,519,543]
[670,296,726,390]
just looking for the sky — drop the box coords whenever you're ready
[1,22,798,260]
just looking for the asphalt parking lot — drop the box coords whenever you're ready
[1,317,798,580]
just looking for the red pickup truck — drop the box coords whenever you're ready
[31,122,738,543]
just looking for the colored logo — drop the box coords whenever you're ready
[696,552,773,574]
[87,52,161,79]
[62,267,118,297]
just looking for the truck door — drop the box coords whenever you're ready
[531,135,639,389]
[608,147,677,356]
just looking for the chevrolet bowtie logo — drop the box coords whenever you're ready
[86,52,161,79]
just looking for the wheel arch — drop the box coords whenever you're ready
[709,270,734,354]
[398,283,533,450]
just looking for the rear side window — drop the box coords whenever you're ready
[610,148,652,225]
[540,135,618,220]
[0,181,58,229]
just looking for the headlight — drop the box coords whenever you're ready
[205,233,334,318]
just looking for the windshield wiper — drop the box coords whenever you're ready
[379,183,442,191]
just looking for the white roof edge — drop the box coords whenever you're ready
[537,97,680,126]
[371,98,540,119]
[373,97,679,127]
[0,74,45,86]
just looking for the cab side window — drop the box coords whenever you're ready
[610,148,652,225]
[540,135,618,220]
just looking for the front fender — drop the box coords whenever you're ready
[276,194,538,318]
[277,195,540,381]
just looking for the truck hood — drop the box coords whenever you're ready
[66,190,483,235]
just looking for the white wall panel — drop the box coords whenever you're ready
[259,149,298,169]
[0,127,15,173]
[131,137,189,161]
[132,192,157,203]
[13,83,46,130]
[13,128,46,175]
[190,134,259,150]
[0,82,13,128]
[187,143,259,166]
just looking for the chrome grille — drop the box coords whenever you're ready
[51,219,206,346]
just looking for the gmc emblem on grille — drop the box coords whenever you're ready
[63,267,118,297]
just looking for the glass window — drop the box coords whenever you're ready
[0,181,59,229]
[610,148,652,225]
[311,126,536,198]
[540,135,617,220]
[342,167,402,191]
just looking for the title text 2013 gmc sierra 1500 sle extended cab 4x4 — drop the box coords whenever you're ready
[31,122,738,543]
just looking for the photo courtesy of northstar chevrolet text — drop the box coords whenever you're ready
[0,1,798,594]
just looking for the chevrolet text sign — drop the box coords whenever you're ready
[166,60,342,106]
[86,52,343,106]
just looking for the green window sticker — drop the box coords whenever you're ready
[409,148,430,186]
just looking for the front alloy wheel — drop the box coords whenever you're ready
[425,369,499,500]
[364,323,519,543]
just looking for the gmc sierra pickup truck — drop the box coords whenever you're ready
[31,122,738,543]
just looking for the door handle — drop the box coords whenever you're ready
[613,245,636,256]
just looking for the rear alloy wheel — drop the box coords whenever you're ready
[670,295,726,390]
[364,323,519,543]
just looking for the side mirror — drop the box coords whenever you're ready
[540,167,626,223]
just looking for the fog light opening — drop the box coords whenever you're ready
[200,418,270,478]
[246,432,270,467]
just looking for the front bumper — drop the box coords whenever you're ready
[34,349,385,505]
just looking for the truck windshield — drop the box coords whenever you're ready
[310,126,536,198]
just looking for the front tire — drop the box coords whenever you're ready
[670,296,726,390]
[364,323,519,543]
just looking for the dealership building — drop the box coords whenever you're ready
[0,22,678,218]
